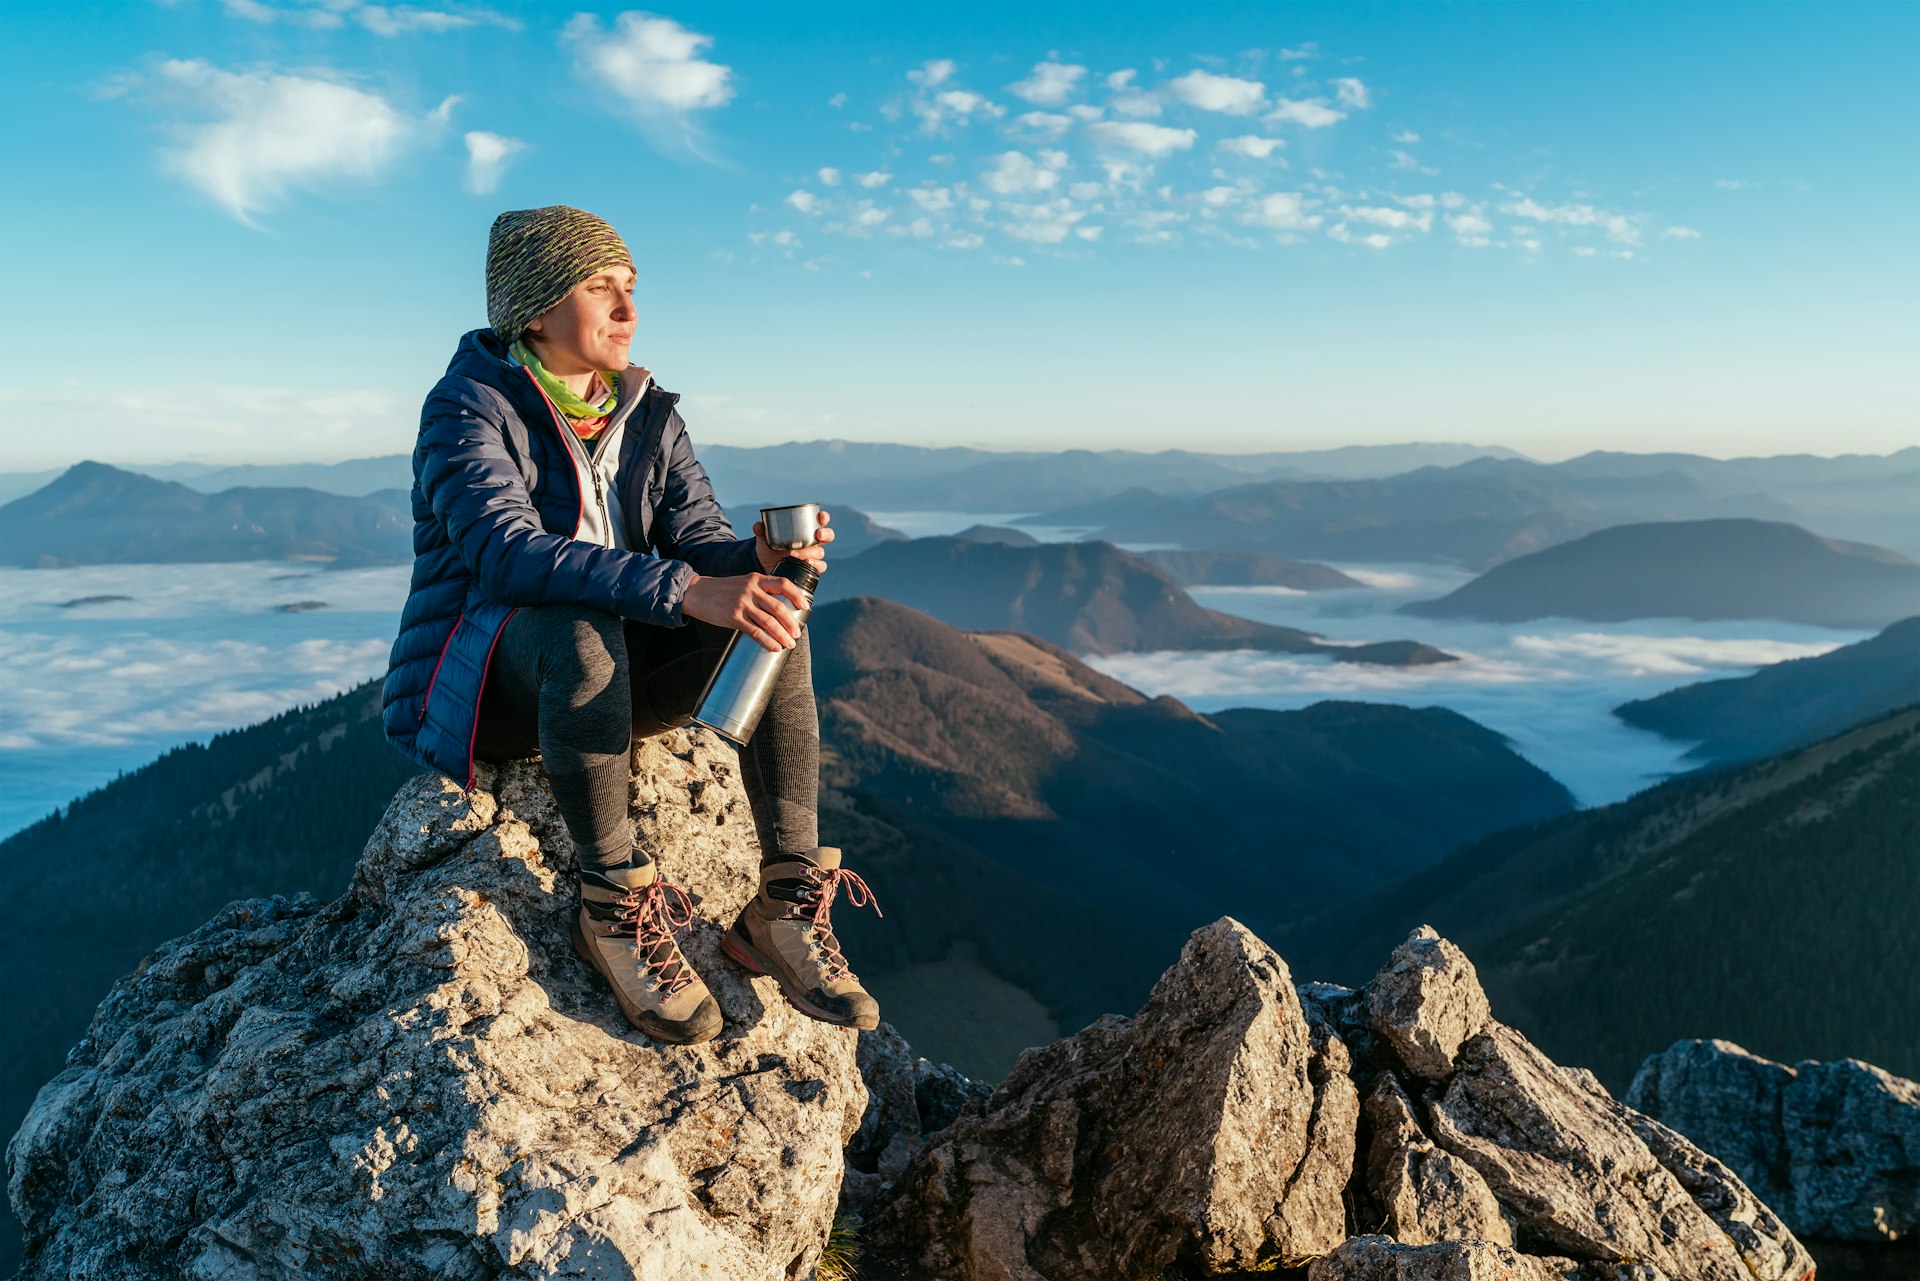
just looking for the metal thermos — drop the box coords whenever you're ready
[690,556,819,745]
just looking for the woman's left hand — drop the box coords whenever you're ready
[753,509,833,574]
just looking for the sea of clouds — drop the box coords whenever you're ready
[0,529,1875,838]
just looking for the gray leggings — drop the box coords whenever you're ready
[471,603,819,878]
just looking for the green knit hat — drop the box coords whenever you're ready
[485,205,635,344]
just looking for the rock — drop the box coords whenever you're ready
[1628,1036,1920,1242]
[1424,1023,1773,1281]
[1364,925,1492,1081]
[1362,1075,1515,1247]
[1307,1234,1565,1281]
[913,1057,989,1135]
[871,918,1355,1279]
[7,730,868,1281]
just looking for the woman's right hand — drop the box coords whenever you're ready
[680,573,808,652]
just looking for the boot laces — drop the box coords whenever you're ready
[616,878,698,995]
[798,868,883,984]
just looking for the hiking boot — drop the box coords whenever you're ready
[570,861,724,1044]
[721,846,882,1030]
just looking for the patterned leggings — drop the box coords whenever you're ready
[471,603,819,878]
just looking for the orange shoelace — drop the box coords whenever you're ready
[617,878,698,994]
[802,868,883,983]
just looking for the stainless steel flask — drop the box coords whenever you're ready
[690,556,819,745]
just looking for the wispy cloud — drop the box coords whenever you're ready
[216,0,518,34]
[562,11,734,156]
[1085,121,1197,155]
[462,130,523,193]
[127,59,455,223]
[757,46,1695,265]
[1008,60,1087,106]
[1166,70,1266,116]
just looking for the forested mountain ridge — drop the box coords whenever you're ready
[1615,616,1920,763]
[1279,703,1920,1095]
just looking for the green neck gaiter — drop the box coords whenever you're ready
[511,338,621,419]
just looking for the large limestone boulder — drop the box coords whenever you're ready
[1628,1036,1920,1241]
[7,730,868,1281]
[869,918,1359,1279]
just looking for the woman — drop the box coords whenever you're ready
[380,205,879,1045]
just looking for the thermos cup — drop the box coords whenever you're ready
[759,503,821,552]
[691,556,819,745]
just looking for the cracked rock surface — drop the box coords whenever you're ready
[867,918,1358,1279]
[6,731,867,1281]
[1628,1036,1920,1242]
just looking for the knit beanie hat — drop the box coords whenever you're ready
[485,205,635,343]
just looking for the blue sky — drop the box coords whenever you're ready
[1,0,1913,468]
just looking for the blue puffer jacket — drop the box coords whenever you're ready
[381,327,760,788]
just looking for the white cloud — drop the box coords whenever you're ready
[1392,129,1421,144]
[1502,195,1640,244]
[853,170,893,188]
[982,150,1061,195]
[1106,69,1137,90]
[1001,197,1086,243]
[1166,69,1266,115]
[1332,77,1370,109]
[139,60,451,223]
[1242,192,1322,231]
[1084,121,1197,155]
[1661,225,1703,239]
[1389,149,1438,175]
[1067,104,1104,121]
[1276,44,1317,60]
[909,59,956,88]
[1009,60,1087,106]
[1218,135,1285,158]
[217,0,518,35]
[1573,246,1598,257]
[851,201,891,226]
[462,130,524,194]
[817,166,842,186]
[828,92,848,109]
[908,185,954,212]
[563,11,734,124]
[1110,90,1163,118]
[1327,223,1392,249]
[1446,211,1493,245]
[1266,97,1345,128]
[1344,204,1432,232]
[1015,111,1075,137]
[786,189,820,214]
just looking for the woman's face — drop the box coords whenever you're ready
[524,264,638,373]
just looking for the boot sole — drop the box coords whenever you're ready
[570,913,723,1044]
[721,922,879,1030]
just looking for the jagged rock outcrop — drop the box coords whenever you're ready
[844,1024,993,1219]
[869,919,1359,1278]
[872,921,1814,1281]
[1627,1036,1920,1241]
[7,730,868,1281]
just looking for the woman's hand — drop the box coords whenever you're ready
[681,572,810,652]
[752,509,834,575]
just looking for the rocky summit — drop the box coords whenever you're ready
[8,731,1831,1280]
[861,924,1815,1281]
[7,731,868,1280]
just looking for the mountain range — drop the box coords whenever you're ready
[0,462,413,568]
[1614,615,1920,764]
[1402,518,1920,627]
[814,535,1453,662]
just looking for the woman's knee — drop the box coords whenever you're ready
[521,604,628,692]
